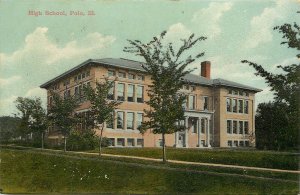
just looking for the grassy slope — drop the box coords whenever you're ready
[0,149,297,194]
[96,147,299,170]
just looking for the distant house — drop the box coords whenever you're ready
[40,58,261,148]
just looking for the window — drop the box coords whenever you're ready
[228,89,233,94]
[245,141,249,147]
[245,92,249,97]
[49,96,53,106]
[74,85,80,100]
[86,71,90,77]
[107,82,114,100]
[226,98,232,112]
[201,119,205,133]
[227,120,232,134]
[238,90,243,96]
[234,140,238,147]
[201,140,205,146]
[106,112,114,129]
[137,139,144,147]
[128,73,135,80]
[233,90,238,95]
[117,83,125,101]
[109,138,115,146]
[203,96,208,110]
[137,86,144,103]
[127,112,134,130]
[64,90,70,99]
[118,72,126,78]
[127,84,134,102]
[239,141,244,147]
[244,121,249,134]
[228,140,232,147]
[82,72,86,79]
[127,138,135,146]
[192,119,197,133]
[117,138,125,146]
[189,95,195,110]
[108,70,115,77]
[137,75,144,81]
[185,85,190,90]
[137,113,143,130]
[232,99,237,113]
[182,98,187,110]
[63,79,70,86]
[117,111,124,129]
[239,121,243,134]
[244,100,249,114]
[233,121,237,134]
[191,86,196,91]
[238,100,243,113]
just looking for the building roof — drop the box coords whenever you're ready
[40,58,262,92]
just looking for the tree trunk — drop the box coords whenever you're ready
[64,135,67,152]
[99,124,104,157]
[162,133,167,163]
[41,132,44,150]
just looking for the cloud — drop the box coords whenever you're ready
[244,0,292,48]
[165,23,192,41]
[0,27,116,116]
[0,75,21,87]
[192,2,233,38]
[1,27,116,68]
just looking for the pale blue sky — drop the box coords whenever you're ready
[0,0,299,116]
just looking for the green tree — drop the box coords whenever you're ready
[48,92,79,152]
[124,31,206,162]
[29,98,48,149]
[242,22,299,150]
[15,97,35,140]
[0,116,21,143]
[83,80,121,156]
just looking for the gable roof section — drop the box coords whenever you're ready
[40,58,262,92]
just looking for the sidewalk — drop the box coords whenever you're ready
[3,145,300,174]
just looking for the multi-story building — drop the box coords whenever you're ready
[40,58,261,148]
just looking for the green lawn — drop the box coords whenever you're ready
[93,147,299,170]
[0,149,298,194]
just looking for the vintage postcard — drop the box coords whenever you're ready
[0,0,299,194]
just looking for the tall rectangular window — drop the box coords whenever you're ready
[203,96,208,110]
[182,98,187,110]
[128,73,135,80]
[108,70,115,77]
[106,112,114,129]
[127,84,134,102]
[244,100,249,114]
[117,111,124,129]
[244,121,249,134]
[107,82,114,100]
[232,99,237,113]
[137,75,144,81]
[238,100,243,113]
[117,83,125,101]
[137,86,144,103]
[127,112,134,130]
[226,98,232,112]
[137,113,143,130]
[189,95,195,110]
[233,121,237,134]
[239,121,243,134]
[227,120,232,134]
[192,119,197,133]
[118,72,126,78]
[201,119,205,133]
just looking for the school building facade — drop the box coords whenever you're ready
[40,58,261,148]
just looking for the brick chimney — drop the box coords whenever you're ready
[200,61,211,79]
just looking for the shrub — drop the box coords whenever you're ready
[67,129,97,151]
